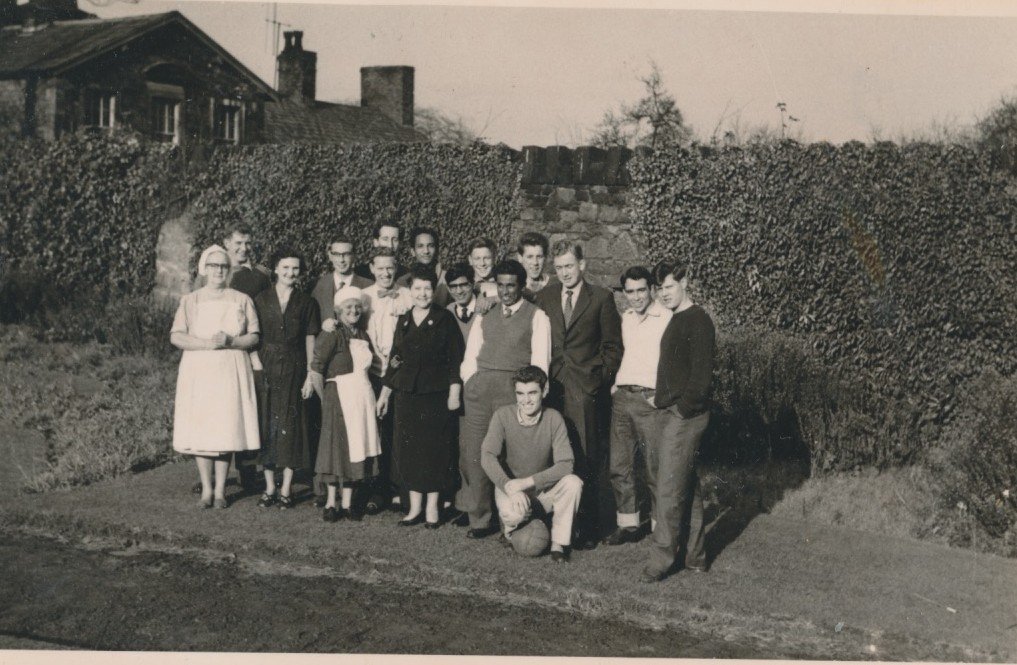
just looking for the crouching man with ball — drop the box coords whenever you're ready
[480,365,583,563]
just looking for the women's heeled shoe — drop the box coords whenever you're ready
[398,513,425,527]
[424,520,441,530]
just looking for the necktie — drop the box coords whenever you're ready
[563,289,574,327]
[377,288,398,299]
[503,306,513,319]
[459,305,471,323]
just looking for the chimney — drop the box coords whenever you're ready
[276,30,316,103]
[360,66,414,127]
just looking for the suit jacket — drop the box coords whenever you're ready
[383,305,465,395]
[311,272,373,320]
[534,279,623,396]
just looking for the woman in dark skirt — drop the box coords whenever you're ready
[377,265,465,528]
[310,286,381,522]
[253,248,321,509]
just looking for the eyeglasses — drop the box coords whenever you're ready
[206,263,230,271]
[448,282,472,290]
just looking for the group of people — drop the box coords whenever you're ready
[170,220,714,582]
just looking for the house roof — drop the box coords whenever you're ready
[0,11,275,97]
[264,98,426,144]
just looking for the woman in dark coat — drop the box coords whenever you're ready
[253,248,321,509]
[377,265,465,528]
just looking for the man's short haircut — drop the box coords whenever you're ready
[620,265,655,288]
[408,262,438,289]
[652,260,688,285]
[371,247,397,263]
[409,225,440,249]
[373,221,403,240]
[493,259,527,285]
[551,239,584,261]
[512,365,548,391]
[224,223,254,239]
[468,237,497,254]
[327,235,354,248]
[445,262,475,284]
[269,246,304,271]
[517,231,549,256]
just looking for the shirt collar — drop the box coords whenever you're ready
[333,271,353,287]
[516,406,543,427]
[562,280,583,300]
[502,298,525,315]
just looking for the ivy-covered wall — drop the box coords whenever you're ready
[185,143,521,279]
[628,141,1017,470]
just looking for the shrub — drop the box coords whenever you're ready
[0,131,180,302]
[630,141,1017,470]
[931,370,1017,540]
[185,143,522,279]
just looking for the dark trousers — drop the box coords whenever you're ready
[645,406,708,572]
[547,376,601,539]
[608,387,661,527]
[456,369,516,529]
[367,373,396,501]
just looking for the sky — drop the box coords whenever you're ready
[87,0,1017,148]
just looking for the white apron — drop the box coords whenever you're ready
[326,338,381,464]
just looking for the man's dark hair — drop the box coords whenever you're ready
[517,231,549,256]
[652,260,688,285]
[469,237,497,254]
[269,247,304,273]
[512,365,548,391]
[327,235,354,248]
[408,262,438,289]
[371,247,398,263]
[551,239,584,261]
[373,221,403,240]
[445,262,475,284]
[493,259,527,285]
[620,265,655,288]
[409,226,440,250]
[224,223,254,239]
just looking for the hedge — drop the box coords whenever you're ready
[0,132,179,302]
[185,143,522,279]
[629,141,1017,470]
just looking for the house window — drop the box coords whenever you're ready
[151,98,181,145]
[86,91,116,128]
[213,98,243,144]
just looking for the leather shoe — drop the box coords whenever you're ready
[602,527,640,546]
[466,526,498,539]
[550,548,570,564]
[424,520,441,530]
[313,496,327,509]
[451,512,470,527]
[685,562,709,573]
[398,513,425,527]
[572,534,598,551]
[322,507,344,523]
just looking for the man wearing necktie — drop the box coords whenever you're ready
[311,236,373,322]
[534,241,622,550]
[458,260,551,539]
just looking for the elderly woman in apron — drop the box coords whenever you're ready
[171,244,261,509]
[310,286,381,522]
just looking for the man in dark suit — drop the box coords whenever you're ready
[534,241,622,550]
[312,235,373,321]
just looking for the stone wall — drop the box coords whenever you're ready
[511,145,645,289]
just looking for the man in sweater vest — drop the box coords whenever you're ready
[459,259,551,539]
[603,266,672,546]
[534,241,623,550]
[641,260,716,583]
[481,365,582,563]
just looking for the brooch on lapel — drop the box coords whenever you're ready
[427,318,434,327]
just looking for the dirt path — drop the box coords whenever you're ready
[0,529,779,657]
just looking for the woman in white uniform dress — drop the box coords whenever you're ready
[171,244,261,509]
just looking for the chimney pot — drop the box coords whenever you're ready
[277,30,316,103]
